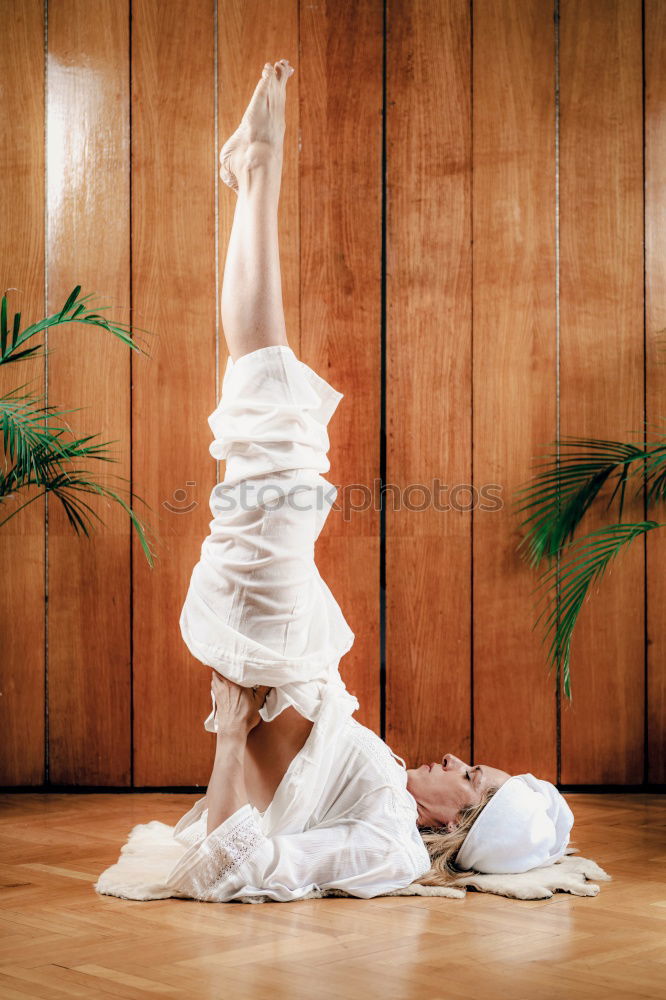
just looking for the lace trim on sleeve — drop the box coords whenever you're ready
[175,805,266,902]
[166,804,267,901]
[208,811,263,888]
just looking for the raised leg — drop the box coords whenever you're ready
[220,59,295,361]
[205,59,314,824]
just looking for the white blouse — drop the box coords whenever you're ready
[164,698,432,902]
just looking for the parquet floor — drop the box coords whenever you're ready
[0,793,664,999]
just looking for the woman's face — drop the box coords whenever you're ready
[406,753,511,829]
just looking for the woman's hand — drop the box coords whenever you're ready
[210,671,271,739]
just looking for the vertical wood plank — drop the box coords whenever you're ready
[0,0,45,786]
[559,0,644,784]
[386,0,472,766]
[46,0,131,785]
[645,0,666,784]
[132,0,218,786]
[300,0,383,732]
[472,0,557,778]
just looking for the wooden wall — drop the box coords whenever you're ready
[1,0,663,788]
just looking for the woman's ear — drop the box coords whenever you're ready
[445,819,459,834]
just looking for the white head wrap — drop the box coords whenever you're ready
[455,773,574,874]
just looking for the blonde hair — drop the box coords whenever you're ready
[414,786,499,887]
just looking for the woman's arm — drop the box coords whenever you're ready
[206,733,249,834]
[205,673,270,835]
[167,792,428,903]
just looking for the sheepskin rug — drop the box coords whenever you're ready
[95,819,611,903]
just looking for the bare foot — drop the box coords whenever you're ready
[219,59,295,192]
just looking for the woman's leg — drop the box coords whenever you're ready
[204,59,314,817]
[220,59,294,361]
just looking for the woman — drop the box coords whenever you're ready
[100,59,574,905]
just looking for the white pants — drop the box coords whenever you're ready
[179,344,359,728]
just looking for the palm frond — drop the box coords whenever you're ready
[644,440,666,504]
[0,389,121,493]
[0,286,158,566]
[0,285,153,366]
[512,336,666,697]
[0,466,156,568]
[530,521,661,697]
[1,389,60,478]
[514,435,662,567]
[2,386,96,467]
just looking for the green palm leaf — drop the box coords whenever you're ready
[0,459,156,568]
[1,388,121,490]
[530,521,661,698]
[514,435,666,567]
[514,423,666,698]
[644,432,666,504]
[0,285,154,365]
[1,384,100,479]
[0,285,157,566]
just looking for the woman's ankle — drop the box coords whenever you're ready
[235,144,282,190]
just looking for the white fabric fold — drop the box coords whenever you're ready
[178,344,358,725]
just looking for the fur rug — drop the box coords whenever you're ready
[94,819,611,903]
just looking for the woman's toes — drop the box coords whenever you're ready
[274,59,294,83]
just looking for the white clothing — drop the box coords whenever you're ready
[455,773,574,874]
[167,344,431,901]
[164,706,432,902]
[179,344,358,726]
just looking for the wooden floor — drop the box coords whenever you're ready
[0,793,664,999]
